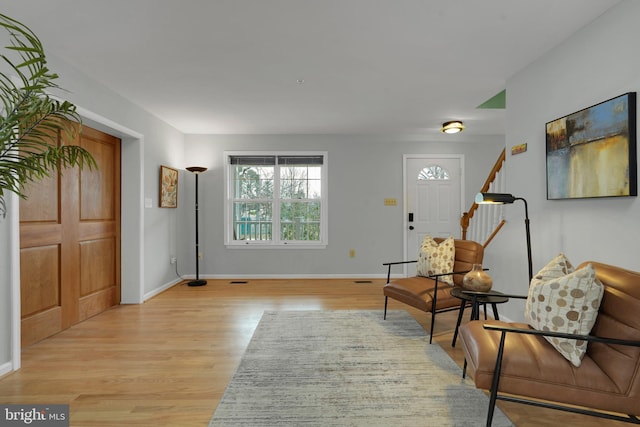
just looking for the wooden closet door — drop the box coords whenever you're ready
[19,125,121,347]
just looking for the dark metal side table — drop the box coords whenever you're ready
[450,287,509,347]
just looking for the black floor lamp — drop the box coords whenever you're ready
[186,166,207,286]
[475,192,533,282]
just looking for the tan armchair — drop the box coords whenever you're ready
[459,261,640,426]
[383,238,484,343]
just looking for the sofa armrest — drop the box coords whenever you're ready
[483,323,640,348]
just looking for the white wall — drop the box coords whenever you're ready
[182,134,503,277]
[0,53,186,371]
[488,0,640,322]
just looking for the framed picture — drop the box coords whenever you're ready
[546,92,637,200]
[159,165,178,208]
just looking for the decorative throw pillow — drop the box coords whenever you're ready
[416,235,455,286]
[525,256,604,367]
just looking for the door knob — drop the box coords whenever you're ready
[409,226,414,230]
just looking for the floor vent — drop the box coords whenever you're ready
[354,280,373,284]
[230,281,249,284]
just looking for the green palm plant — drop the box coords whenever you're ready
[0,13,95,217]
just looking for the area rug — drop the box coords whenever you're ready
[209,310,513,426]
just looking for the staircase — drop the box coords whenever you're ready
[461,148,506,247]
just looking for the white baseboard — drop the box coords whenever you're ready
[0,361,13,378]
[143,278,182,301]
[188,273,386,280]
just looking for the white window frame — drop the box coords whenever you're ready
[224,151,328,249]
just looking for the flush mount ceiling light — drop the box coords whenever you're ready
[441,121,465,134]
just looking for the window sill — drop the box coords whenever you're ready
[225,242,327,250]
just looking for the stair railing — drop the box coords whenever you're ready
[461,148,506,247]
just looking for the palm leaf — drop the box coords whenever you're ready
[0,13,95,217]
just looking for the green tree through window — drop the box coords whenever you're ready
[226,153,326,247]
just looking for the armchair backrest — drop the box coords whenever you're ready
[583,261,640,397]
[434,238,484,287]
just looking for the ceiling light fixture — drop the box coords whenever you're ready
[441,121,465,134]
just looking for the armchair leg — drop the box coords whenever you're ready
[383,296,388,320]
[486,331,507,427]
[462,359,467,378]
[429,306,435,344]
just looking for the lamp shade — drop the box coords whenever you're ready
[475,192,516,204]
[186,166,207,174]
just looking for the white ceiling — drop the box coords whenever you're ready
[0,0,621,137]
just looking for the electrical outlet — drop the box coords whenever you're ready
[170,256,177,264]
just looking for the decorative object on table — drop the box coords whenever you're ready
[546,92,637,200]
[210,310,513,426]
[186,166,207,286]
[475,192,533,282]
[463,263,493,292]
[416,234,455,285]
[159,165,178,208]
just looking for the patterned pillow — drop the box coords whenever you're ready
[525,256,604,367]
[416,235,455,286]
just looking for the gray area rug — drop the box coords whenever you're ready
[210,310,513,426]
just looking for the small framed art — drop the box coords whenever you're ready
[159,165,178,208]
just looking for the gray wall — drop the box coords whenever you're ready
[2,0,637,373]
[181,134,503,277]
[486,0,640,322]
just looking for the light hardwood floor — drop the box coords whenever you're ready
[0,279,628,426]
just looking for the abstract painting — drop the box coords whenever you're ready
[546,92,637,199]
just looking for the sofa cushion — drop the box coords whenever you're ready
[416,235,455,286]
[525,257,604,367]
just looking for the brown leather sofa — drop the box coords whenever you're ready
[383,238,484,343]
[459,261,640,425]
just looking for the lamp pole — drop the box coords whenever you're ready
[514,197,533,282]
[186,166,207,286]
[476,193,533,283]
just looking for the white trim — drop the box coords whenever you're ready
[402,154,465,276]
[0,361,12,378]
[9,192,20,371]
[143,278,183,301]
[184,273,386,280]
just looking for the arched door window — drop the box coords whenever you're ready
[418,165,450,180]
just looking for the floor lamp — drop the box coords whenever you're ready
[475,192,533,282]
[186,166,207,286]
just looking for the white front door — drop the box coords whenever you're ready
[404,155,463,264]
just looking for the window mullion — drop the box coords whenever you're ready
[273,163,281,244]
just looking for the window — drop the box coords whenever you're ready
[225,152,327,248]
[418,165,450,180]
